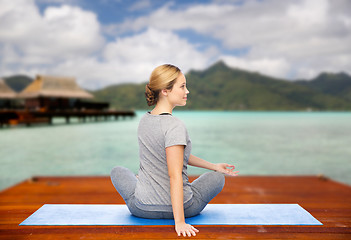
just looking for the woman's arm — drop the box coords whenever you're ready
[166,145,199,237]
[188,154,239,176]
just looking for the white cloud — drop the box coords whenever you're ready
[0,0,104,65]
[35,0,79,3]
[0,0,41,41]
[4,27,216,90]
[56,28,217,89]
[114,0,351,79]
[221,56,291,79]
[287,0,328,25]
[103,28,213,70]
[41,5,104,55]
[1,0,350,90]
[0,0,216,89]
[129,0,152,11]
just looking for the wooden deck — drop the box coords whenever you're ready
[0,176,350,239]
[0,110,136,127]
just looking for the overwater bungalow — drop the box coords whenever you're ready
[0,75,134,127]
[0,79,17,109]
[17,75,107,111]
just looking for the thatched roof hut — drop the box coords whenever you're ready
[18,75,93,99]
[0,79,17,99]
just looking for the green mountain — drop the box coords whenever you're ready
[3,62,351,111]
[296,72,351,101]
[3,75,33,92]
[93,61,351,111]
[92,82,150,110]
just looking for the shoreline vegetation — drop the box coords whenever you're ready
[3,61,351,111]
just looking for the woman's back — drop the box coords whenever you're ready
[134,112,193,211]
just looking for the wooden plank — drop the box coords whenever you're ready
[0,176,350,239]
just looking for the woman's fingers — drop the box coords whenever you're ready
[231,171,239,176]
[183,225,199,237]
[192,226,199,232]
[176,224,199,237]
[226,169,239,176]
[191,226,199,236]
[227,164,235,169]
[180,229,196,237]
[188,228,197,237]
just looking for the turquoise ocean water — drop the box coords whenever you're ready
[0,111,350,191]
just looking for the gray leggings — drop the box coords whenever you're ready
[110,166,225,219]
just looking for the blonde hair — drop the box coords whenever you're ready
[145,64,181,106]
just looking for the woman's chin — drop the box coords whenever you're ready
[176,102,187,107]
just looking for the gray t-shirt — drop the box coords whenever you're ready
[134,112,193,212]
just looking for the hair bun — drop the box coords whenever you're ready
[145,84,158,106]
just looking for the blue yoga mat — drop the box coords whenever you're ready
[20,204,322,226]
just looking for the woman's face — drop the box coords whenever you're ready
[167,73,189,107]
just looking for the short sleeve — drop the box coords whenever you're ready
[164,121,187,148]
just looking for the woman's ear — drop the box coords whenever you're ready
[161,89,168,97]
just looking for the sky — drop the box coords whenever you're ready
[0,0,350,90]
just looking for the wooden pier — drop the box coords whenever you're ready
[0,110,136,127]
[0,175,350,239]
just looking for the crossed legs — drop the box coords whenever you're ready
[110,166,225,219]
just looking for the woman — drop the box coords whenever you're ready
[111,64,238,237]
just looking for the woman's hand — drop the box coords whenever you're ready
[175,222,199,237]
[215,163,239,176]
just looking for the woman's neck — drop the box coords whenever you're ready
[150,102,174,115]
